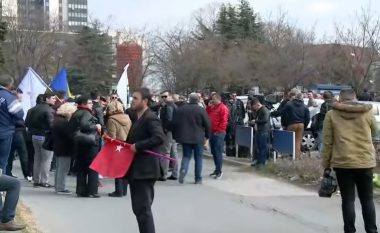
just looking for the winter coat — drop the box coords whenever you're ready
[322,102,377,169]
[173,103,211,144]
[281,99,310,128]
[69,108,99,146]
[207,103,229,134]
[316,99,334,131]
[126,109,165,180]
[0,87,24,138]
[254,106,271,132]
[159,101,177,132]
[25,103,55,136]
[106,113,132,141]
[52,115,74,157]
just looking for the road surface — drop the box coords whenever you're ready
[14,159,380,233]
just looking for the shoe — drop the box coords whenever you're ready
[158,177,167,182]
[77,194,89,198]
[40,183,54,188]
[209,171,217,177]
[167,176,178,181]
[0,220,26,231]
[215,173,223,180]
[108,192,123,197]
[26,176,33,183]
[195,180,203,185]
[89,194,100,198]
[179,172,185,184]
[33,183,41,188]
[56,190,72,195]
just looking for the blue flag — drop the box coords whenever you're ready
[50,67,72,97]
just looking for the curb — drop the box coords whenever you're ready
[203,150,252,167]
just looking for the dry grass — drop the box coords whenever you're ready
[16,201,42,233]
[263,156,323,186]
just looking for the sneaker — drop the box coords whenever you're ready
[209,171,217,177]
[56,190,72,195]
[0,220,26,231]
[215,173,223,180]
[40,183,54,188]
[26,176,33,183]
[179,172,185,184]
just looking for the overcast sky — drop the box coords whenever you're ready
[89,0,379,40]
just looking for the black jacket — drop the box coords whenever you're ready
[173,103,211,144]
[159,101,177,132]
[25,103,55,136]
[52,115,74,157]
[254,106,271,132]
[315,99,334,131]
[69,108,99,145]
[271,99,289,117]
[281,99,310,128]
[92,101,105,132]
[126,109,165,180]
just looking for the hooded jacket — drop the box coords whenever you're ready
[106,113,132,141]
[322,102,377,169]
[281,99,310,128]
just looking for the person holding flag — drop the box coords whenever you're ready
[127,88,165,233]
[105,100,132,197]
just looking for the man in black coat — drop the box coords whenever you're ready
[127,88,165,233]
[173,93,211,184]
[25,93,56,187]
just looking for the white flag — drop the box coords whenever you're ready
[18,68,49,118]
[116,64,130,108]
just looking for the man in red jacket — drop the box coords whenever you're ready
[207,93,229,179]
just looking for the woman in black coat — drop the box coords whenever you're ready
[69,95,101,198]
[52,103,77,194]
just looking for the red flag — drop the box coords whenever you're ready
[90,137,135,178]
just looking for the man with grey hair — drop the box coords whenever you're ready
[281,89,310,159]
[173,93,211,184]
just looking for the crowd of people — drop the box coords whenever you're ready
[0,70,379,233]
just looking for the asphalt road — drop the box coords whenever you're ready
[14,159,380,233]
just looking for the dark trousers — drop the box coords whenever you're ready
[335,168,378,233]
[6,130,28,178]
[75,145,99,196]
[114,178,128,196]
[180,143,204,181]
[25,133,34,177]
[0,137,13,173]
[0,175,21,223]
[210,133,226,175]
[130,179,156,233]
[255,132,269,165]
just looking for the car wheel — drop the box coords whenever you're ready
[302,131,316,151]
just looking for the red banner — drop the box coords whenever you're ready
[90,137,135,178]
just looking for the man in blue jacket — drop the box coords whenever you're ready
[0,75,24,172]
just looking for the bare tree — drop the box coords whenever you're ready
[334,3,380,92]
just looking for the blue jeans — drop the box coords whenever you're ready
[210,133,226,174]
[0,136,13,174]
[180,144,204,181]
[256,132,269,165]
[0,175,21,223]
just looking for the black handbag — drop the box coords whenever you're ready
[318,168,338,198]
[42,132,54,151]
[74,131,97,146]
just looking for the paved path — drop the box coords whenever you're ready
[14,159,380,233]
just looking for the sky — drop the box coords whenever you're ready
[88,0,380,40]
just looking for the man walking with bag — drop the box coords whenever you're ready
[322,89,378,233]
